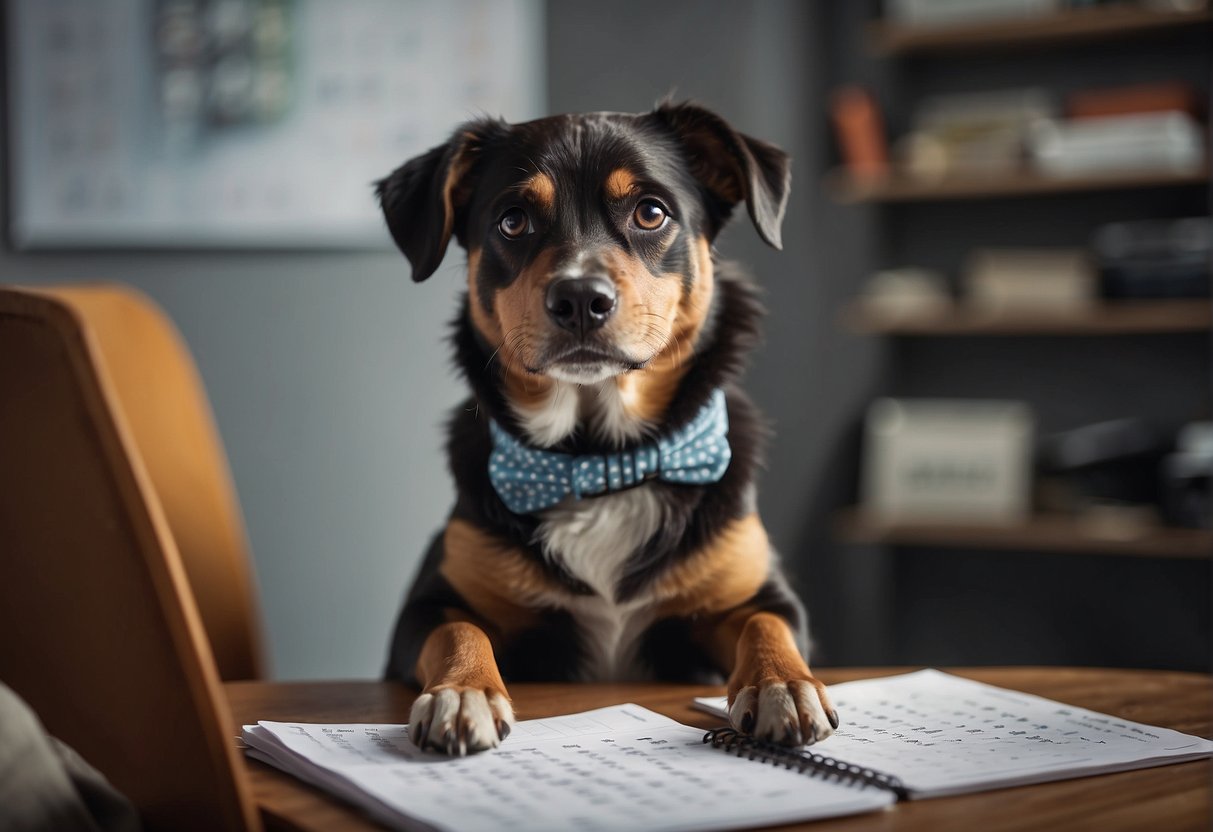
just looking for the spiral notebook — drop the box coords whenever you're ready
[241,670,1212,832]
[693,669,1213,800]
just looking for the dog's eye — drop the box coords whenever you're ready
[632,200,668,231]
[498,208,532,239]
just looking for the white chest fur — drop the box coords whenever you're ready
[514,377,665,680]
[536,484,666,681]
[511,379,650,449]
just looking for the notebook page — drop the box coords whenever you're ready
[243,704,894,832]
[696,670,1213,798]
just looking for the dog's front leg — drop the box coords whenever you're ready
[725,611,838,747]
[408,621,514,755]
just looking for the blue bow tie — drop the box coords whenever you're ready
[488,388,732,514]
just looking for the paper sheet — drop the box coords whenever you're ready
[243,704,894,832]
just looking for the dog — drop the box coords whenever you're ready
[377,101,837,756]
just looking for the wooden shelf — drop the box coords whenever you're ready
[869,6,1212,56]
[836,510,1213,559]
[843,299,1212,336]
[827,166,1210,204]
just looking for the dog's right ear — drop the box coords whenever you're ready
[375,119,503,282]
[650,101,791,250]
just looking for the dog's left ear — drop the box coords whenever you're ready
[650,102,791,249]
[376,119,504,282]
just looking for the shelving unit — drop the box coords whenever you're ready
[836,510,1212,560]
[842,298,1212,336]
[827,167,1210,204]
[868,5,1212,56]
[820,5,1211,669]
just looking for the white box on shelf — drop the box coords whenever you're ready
[863,398,1034,522]
[1028,112,1205,177]
[886,0,1060,26]
[860,267,954,317]
[963,248,1096,311]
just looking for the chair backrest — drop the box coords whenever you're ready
[34,284,266,681]
[0,286,262,832]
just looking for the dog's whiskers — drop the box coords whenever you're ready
[495,325,533,395]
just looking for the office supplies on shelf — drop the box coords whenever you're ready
[899,88,1054,179]
[1147,0,1210,14]
[1093,216,1211,299]
[830,86,891,180]
[1067,81,1204,120]
[1161,421,1213,529]
[692,669,1213,800]
[858,267,953,317]
[885,0,1061,27]
[242,703,898,832]
[963,247,1096,311]
[1039,418,1169,509]
[862,398,1034,522]
[1029,112,1206,177]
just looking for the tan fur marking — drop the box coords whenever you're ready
[619,236,716,424]
[495,248,558,407]
[726,612,816,703]
[655,513,769,618]
[440,519,559,636]
[414,620,508,694]
[439,133,477,248]
[598,246,681,349]
[701,165,744,204]
[679,126,745,203]
[466,248,555,407]
[695,604,759,673]
[465,249,502,345]
[523,172,556,212]
[604,168,638,202]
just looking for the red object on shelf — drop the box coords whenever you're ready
[1067,82,1205,120]
[831,85,890,180]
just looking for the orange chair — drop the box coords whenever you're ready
[0,284,265,831]
[37,284,266,681]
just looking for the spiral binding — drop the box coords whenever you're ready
[702,728,909,799]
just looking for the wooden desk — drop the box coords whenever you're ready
[225,667,1212,832]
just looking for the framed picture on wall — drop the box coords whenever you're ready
[6,0,544,249]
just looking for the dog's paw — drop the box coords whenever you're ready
[408,686,515,756]
[729,678,838,747]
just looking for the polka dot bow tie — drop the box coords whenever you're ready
[488,388,732,515]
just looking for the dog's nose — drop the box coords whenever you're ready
[545,276,617,335]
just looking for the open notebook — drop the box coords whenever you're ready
[692,669,1213,799]
[243,703,895,832]
[242,670,1212,831]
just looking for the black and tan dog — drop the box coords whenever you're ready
[378,102,836,756]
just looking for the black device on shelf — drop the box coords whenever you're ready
[1160,422,1213,529]
[1092,217,1212,299]
[1038,418,1170,508]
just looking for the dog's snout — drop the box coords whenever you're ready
[545,276,617,335]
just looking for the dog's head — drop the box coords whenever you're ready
[377,102,788,390]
